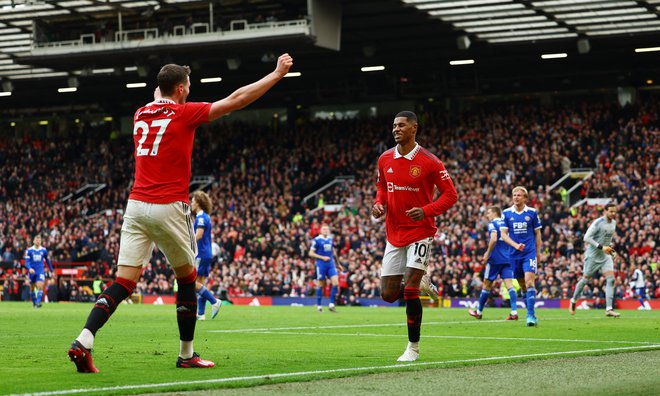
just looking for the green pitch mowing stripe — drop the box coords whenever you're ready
[10,345,660,396]
[1,303,658,395]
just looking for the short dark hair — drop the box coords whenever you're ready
[395,111,417,123]
[157,64,191,96]
[604,203,616,210]
[487,206,502,216]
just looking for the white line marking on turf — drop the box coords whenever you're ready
[207,316,606,333]
[15,344,660,396]
[243,331,654,345]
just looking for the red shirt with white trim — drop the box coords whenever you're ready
[129,99,211,204]
[375,143,458,247]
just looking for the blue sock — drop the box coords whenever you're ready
[32,289,37,305]
[526,288,536,317]
[478,289,489,313]
[508,287,517,313]
[197,294,206,315]
[199,285,217,304]
[316,287,323,306]
[330,286,337,304]
[639,298,645,307]
[36,289,43,305]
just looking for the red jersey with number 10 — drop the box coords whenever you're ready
[129,99,211,204]
[375,144,458,247]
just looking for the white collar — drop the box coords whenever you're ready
[196,210,204,216]
[152,98,176,105]
[510,205,530,214]
[393,143,420,160]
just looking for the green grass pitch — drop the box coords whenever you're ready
[1,302,659,395]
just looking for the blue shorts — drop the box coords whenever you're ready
[512,254,538,279]
[195,257,213,277]
[484,262,513,281]
[29,272,45,284]
[636,287,647,299]
[316,262,338,281]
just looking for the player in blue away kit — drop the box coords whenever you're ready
[309,224,339,312]
[503,186,542,327]
[469,206,525,320]
[630,263,651,310]
[191,191,221,320]
[24,235,53,308]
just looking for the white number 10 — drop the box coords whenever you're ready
[133,119,172,157]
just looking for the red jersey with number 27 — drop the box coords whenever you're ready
[375,144,458,247]
[129,99,211,204]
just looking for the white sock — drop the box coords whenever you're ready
[407,341,419,352]
[606,306,613,311]
[76,328,94,349]
[511,310,518,315]
[180,341,193,359]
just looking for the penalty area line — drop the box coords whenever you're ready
[15,344,660,396]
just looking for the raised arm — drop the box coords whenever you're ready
[208,53,293,121]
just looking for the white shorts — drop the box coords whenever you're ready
[381,237,432,277]
[117,199,197,268]
[583,256,614,277]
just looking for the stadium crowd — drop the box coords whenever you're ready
[1,99,658,306]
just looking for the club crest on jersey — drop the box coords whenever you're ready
[525,216,530,221]
[409,165,422,178]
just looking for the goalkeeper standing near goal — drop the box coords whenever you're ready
[569,203,620,317]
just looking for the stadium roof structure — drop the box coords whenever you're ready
[1,0,660,111]
[406,0,660,43]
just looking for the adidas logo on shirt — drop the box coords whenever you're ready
[387,168,394,173]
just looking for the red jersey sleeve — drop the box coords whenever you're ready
[375,155,388,206]
[183,102,211,127]
[421,161,458,218]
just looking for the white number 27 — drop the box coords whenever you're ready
[133,119,172,157]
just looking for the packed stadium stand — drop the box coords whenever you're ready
[1,100,657,306]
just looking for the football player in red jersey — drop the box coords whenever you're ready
[372,111,458,362]
[68,54,293,373]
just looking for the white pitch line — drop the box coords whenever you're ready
[207,316,606,333]
[244,331,655,345]
[14,344,660,396]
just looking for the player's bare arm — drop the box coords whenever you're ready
[501,228,524,251]
[535,228,542,262]
[309,247,330,262]
[482,231,497,262]
[195,228,204,242]
[209,53,293,121]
